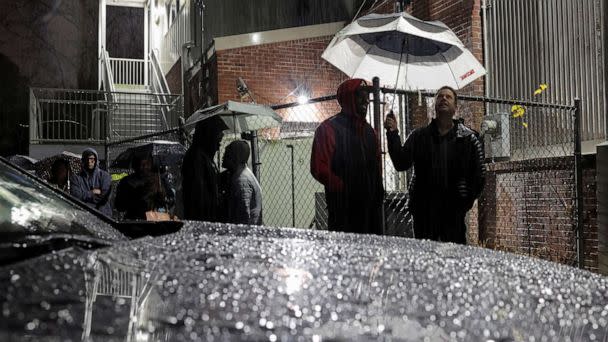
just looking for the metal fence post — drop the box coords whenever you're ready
[287,144,295,227]
[250,130,261,181]
[573,98,584,269]
[372,77,386,235]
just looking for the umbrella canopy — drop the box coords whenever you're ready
[7,155,38,171]
[110,140,186,169]
[187,101,282,134]
[322,12,486,91]
[34,151,82,180]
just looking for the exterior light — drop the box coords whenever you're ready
[297,95,309,105]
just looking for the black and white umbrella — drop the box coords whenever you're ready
[322,12,486,90]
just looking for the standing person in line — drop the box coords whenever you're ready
[182,116,228,221]
[48,158,71,193]
[70,148,112,217]
[310,78,384,235]
[384,86,485,244]
[221,140,263,225]
[115,152,175,220]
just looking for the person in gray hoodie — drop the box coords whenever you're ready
[70,148,113,217]
[221,140,263,225]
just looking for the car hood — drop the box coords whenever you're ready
[1,222,607,341]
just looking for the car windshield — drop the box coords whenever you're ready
[0,159,125,241]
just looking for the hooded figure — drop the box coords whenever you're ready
[115,152,175,220]
[48,158,71,193]
[70,148,112,217]
[311,79,384,235]
[221,140,263,225]
[182,116,228,221]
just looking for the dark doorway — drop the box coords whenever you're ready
[106,6,144,59]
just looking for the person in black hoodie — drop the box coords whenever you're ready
[384,86,485,244]
[311,78,384,235]
[182,116,228,221]
[115,152,175,220]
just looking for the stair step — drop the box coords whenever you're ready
[114,84,149,93]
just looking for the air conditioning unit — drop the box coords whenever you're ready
[481,112,511,160]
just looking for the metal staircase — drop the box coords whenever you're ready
[100,48,180,142]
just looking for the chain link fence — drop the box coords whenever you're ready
[245,94,413,236]
[99,85,583,269]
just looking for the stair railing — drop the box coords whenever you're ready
[100,48,117,141]
[149,49,172,130]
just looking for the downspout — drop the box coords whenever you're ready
[98,0,107,90]
[482,0,490,99]
[182,42,195,116]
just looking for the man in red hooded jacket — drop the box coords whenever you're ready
[310,79,384,235]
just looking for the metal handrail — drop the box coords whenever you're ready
[30,87,179,97]
[108,57,147,86]
[149,49,172,129]
[28,87,183,144]
[100,48,116,93]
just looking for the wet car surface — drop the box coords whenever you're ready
[2,221,608,341]
[1,157,607,341]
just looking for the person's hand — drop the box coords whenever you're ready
[384,111,398,132]
[92,188,102,195]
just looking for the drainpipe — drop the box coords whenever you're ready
[98,0,107,90]
[481,0,490,99]
[182,41,195,115]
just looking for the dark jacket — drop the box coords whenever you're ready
[311,79,384,235]
[225,166,263,225]
[386,119,485,242]
[115,172,175,220]
[182,146,221,221]
[70,148,112,217]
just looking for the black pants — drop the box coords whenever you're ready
[412,210,467,244]
[326,192,382,235]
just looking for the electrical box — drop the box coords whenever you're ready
[481,112,511,160]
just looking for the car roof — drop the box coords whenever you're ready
[2,221,607,341]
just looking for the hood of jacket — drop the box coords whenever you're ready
[81,148,99,170]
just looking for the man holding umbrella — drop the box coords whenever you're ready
[182,116,228,221]
[384,86,485,244]
[311,78,384,235]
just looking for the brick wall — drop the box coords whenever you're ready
[478,156,598,272]
[215,36,347,121]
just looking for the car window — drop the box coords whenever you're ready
[0,160,125,241]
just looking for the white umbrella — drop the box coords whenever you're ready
[322,12,486,91]
[186,101,282,134]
